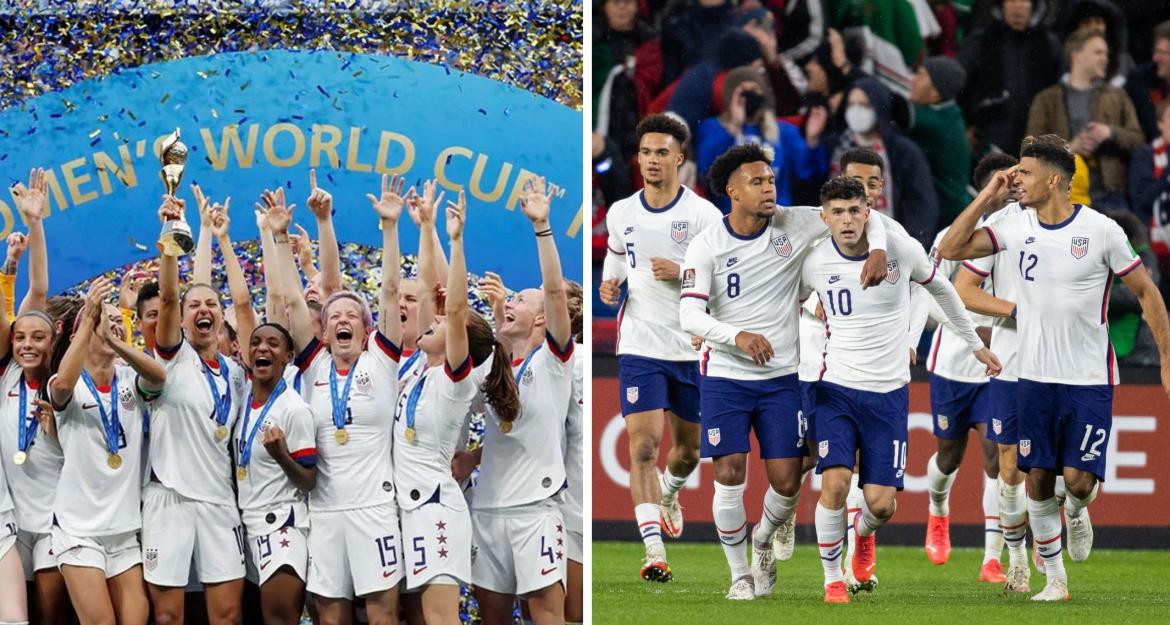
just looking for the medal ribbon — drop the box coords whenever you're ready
[16,375,38,453]
[81,370,121,458]
[513,346,540,385]
[329,360,357,431]
[238,379,287,470]
[404,369,427,433]
[201,355,232,429]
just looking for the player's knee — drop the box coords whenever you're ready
[208,604,242,625]
[629,435,660,466]
[712,462,746,485]
[261,605,296,625]
[153,609,183,625]
[819,479,849,507]
[676,444,700,468]
[1065,475,1097,499]
[868,499,896,520]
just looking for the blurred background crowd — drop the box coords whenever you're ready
[591,0,1170,366]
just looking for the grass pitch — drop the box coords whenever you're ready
[592,541,1170,624]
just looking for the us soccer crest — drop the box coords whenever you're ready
[119,385,135,411]
[771,233,793,258]
[707,427,721,446]
[885,260,900,284]
[1071,236,1089,259]
[626,386,639,404]
[355,370,372,392]
[145,549,158,571]
[671,220,689,243]
[1019,439,1031,457]
[818,440,829,458]
[937,414,949,431]
[992,418,1003,435]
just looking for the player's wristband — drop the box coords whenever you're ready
[273,234,290,244]
[534,228,553,237]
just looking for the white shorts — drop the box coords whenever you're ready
[246,526,308,586]
[16,530,53,580]
[399,501,471,591]
[0,510,15,563]
[566,530,583,564]
[51,527,141,578]
[471,498,566,596]
[307,503,403,599]
[141,482,246,586]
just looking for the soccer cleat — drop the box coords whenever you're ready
[823,581,850,603]
[658,470,684,539]
[640,546,673,583]
[980,559,1007,583]
[1066,509,1093,562]
[1031,579,1070,601]
[846,574,879,594]
[851,525,877,583]
[772,514,796,561]
[1003,565,1031,593]
[751,534,777,596]
[1032,542,1046,574]
[925,513,951,565]
[726,576,755,601]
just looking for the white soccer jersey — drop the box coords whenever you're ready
[801,230,984,392]
[392,357,475,511]
[473,336,574,510]
[679,208,830,380]
[562,348,583,533]
[983,204,1140,385]
[604,186,723,362]
[0,361,63,533]
[926,227,997,383]
[393,350,427,419]
[963,203,1025,382]
[297,332,400,512]
[797,298,827,382]
[52,365,147,537]
[151,340,247,506]
[234,384,316,535]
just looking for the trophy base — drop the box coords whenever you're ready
[158,220,195,257]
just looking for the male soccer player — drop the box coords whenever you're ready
[939,134,1170,600]
[678,145,889,600]
[599,113,723,581]
[805,176,1000,604]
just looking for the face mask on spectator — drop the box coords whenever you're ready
[743,90,765,119]
[845,104,876,134]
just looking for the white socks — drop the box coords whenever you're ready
[1028,496,1067,582]
[660,468,688,500]
[998,477,1028,568]
[856,496,890,537]
[845,474,863,556]
[926,452,958,516]
[815,502,847,585]
[713,482,750,581]
[982,475,1004,563]
[1065,481,1099,519]
[635,503,664,551]
[753,487,799,548]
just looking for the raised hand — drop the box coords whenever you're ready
[478,271,507,320]
[4,232,27,269]
[410,179,445,227]
[366,174,407,223]
[84,276,115,327]
[210,198,232,239]
[118,271,148,311]
[191,183,213,227]
[258,189,294,235]
[519,176,554,225]
[445,190,467,241]
[158,195,185,224]
[306,169,333,220]
[11,168,48,222]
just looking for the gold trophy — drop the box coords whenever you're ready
[158,128,195,256]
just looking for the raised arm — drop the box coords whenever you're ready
[102,314,166,392]
[291,223,319,281]
[211,199,257,364]
[519,177,570,347]
[306,169,342,299]
[50,278,113,408]
[411,180,444,337]
[366,174,406,344]
[938,168,1015,260]
[192,184,214,285]
[262,190,314,352]
[1120,265,1170,400]
[444,191,469,368]
[406,188,450,283]
[1,233,27,324]
[255,210,288,328]
[13,168,48,315]
[155,196,185,350]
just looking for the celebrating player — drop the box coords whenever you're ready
[805,176,1000,603]
[599,113,723,581]
[939,134,1170,600]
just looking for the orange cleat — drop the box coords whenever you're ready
[980,559,1007,583]
[640,557,673,583]
[824,581,850,603]
[851,523,877,583]
[925,514,951,565]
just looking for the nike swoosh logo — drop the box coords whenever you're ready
[82,403,98,410]
[383,569,398,578]
[314,381,329,387]
[6,391,17,397]
[260,561,270,570]
[412,566,427,575]
[541,567,556,575]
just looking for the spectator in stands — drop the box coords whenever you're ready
[1125,20,1170,141]
[695,66,829,212]
[1127,100,1170,224]
[737,7,802,115]
[771,0,827,64]
[659,0,738,88]
[1056,0,1134,86]
[594,0,663,161]
[799,28,865,117]
[906,55,972,225]
[664,28,763,135]
[826,77,939,247]
[959,0,1061,156]
[592,132,635,260]
[1105,209,1162,366]
[1026,28,1143,211]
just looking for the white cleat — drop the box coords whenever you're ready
[1003,565,1031,594]
[844,570,878,594]
[772,514,796,562]
[1031,579,1070,601]
[658,470,684,539]
[751,537,777,596]
[1066,509,1094,562]
[726,576,756,600]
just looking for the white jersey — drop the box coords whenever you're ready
[297,332,400,512]
[964,203,1025,381]
[392,356,476,511]
[983,204,1141,385]
[604,186,723,362]
[234,383,316,535]
[562,348,583,533]
[474,336,574,510]
[393,350,427,417]
[797,298,827,382]
[679,208,832,380]
[0,361,63,532]
[151,340,247,506]
[52,366,147,537]
[801,230,983,392]
[926,227,996,383]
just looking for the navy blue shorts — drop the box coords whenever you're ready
[699,374,805,459]
[618,355,701,423]
[986,379,1019,445]
[815,381,909,490]
[1016,379,1112,480]
[799,380,818,450]
[929,374,990,439]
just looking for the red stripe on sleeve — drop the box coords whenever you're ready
[545,332,575,363]
[373,331,403,363]
[155,341,182,361]
[961,261,989,277]
[445,356,473,382]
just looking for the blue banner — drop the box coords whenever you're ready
[0,50,583,295]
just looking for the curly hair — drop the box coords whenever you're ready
[708,144,774,198]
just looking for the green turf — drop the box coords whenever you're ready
[593,541,1170,624]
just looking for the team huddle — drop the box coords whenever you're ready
[0,168,583,625]
[602,114,1170,603]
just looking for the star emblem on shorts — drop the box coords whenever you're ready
[438,547,449,559]
[556,551,563,561]
[557,537,563,546]
[279,527,290,534]
[436,520,447,531]
[280,538,290,549]
[437,534,448,544]
[555,524,563,533]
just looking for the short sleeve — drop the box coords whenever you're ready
[695,199,724,234]
[982,210,1027,254]
[789,206,829,240]
[962,255,994,278]
[285,402,318,467]
[543,332,575,371]
[1103,220,1143,276]
[680,235,714,301]
[363,330,402,381]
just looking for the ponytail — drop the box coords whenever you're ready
[483,339,520,424]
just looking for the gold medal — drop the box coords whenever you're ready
[108,454,122,470]
[12,451,26,465]
[335,428,349,445]
[236,466,247,481]
[404,427,416,445]
[215,425,228,441]
[500,420,513,434]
